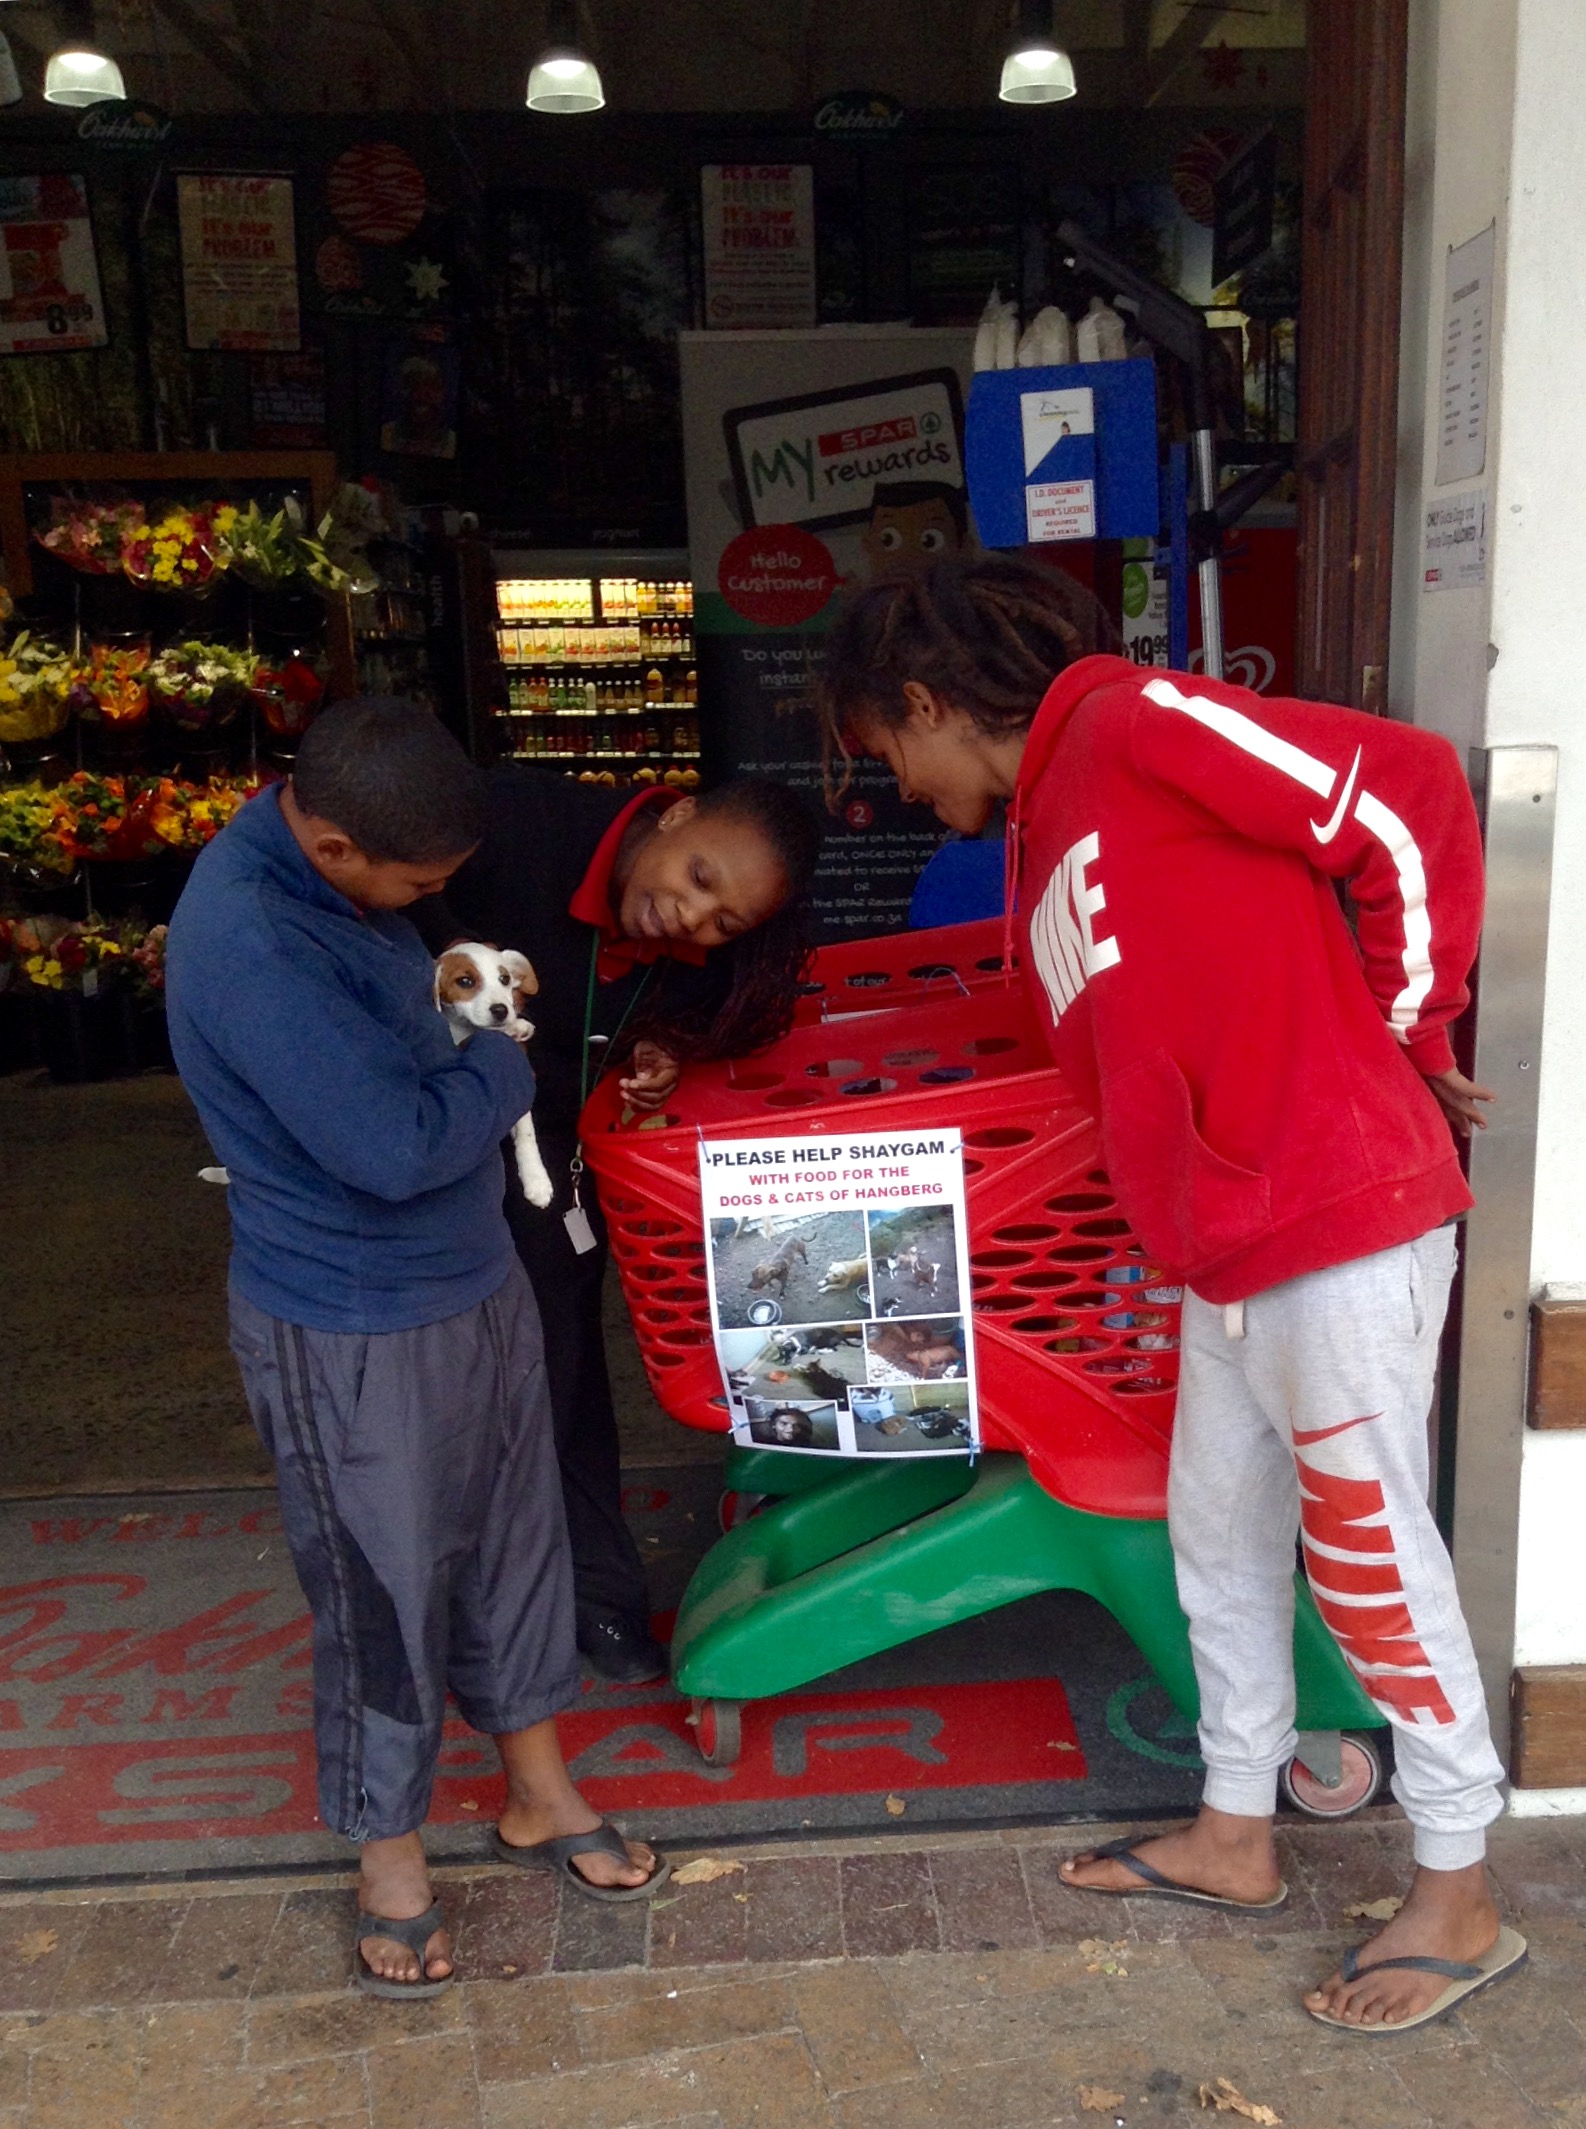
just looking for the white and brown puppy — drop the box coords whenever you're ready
[433,942,554,1209]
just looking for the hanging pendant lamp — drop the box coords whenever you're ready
[999,0,1077,103]
[527,1,604,113]
[43,2,125,107]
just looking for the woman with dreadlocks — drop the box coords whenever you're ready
[814,552,1523,2037]
[416,769,821,1682]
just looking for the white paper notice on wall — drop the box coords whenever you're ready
[1025,479,1096,543]
[1423,487,1487,591]
[1436,224,1494,487]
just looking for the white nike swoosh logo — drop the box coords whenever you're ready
[1311,746,1362,844]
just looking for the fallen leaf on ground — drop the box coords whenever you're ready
[1342,1896,1403,1922]
[672,1856,745,1885]
[732,1892,750,1904]
[500,1964,518,1976]
[1198,2077,1282,2124]
[1048,1739,1080,1752]
[458,1799,479,1812]
[885,1794,908,1816]
[18,1930,57,1963]
[1079,2085,1127,2113]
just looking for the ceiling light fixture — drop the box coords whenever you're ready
[999,0,1077,104]
[44,2,124,107]
[526,1,604,114]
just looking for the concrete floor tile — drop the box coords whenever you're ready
[135,1999,248,2081]
[245,1983,465,2063]
[1487,1825,1586,1924]
[155,1892,285,2004]
[1020,1843,1142,1946]
[651,1872,751,1969]
[0,2047,23,2112]
[483,2032,829,2129]
[1394,2039,1550,2128]
[453,1873,558,1980]
[741,1856,843,1966]
[24,2013,140,2129]
[577,1974,794,2066]
[0,1904,92,2013]
[840,1851,938,1958]
[50,1899,190,2010]
[251,1887,357,1999]
[930,1844,1038,1956]
[790,1963,918,2092]
[366,2033,482,2127]
[551,1885,652,1973]
[465,1975,581,2082]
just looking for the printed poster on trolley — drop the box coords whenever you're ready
[0,175,108,355]
[680,325,976,941]
[699,1128,980,1458]
[178,172,301,352]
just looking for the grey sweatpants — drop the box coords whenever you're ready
[229,1261,581,1842]
[1169,1227,1506,1870]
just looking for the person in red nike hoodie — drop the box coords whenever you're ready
[814,554,1524,2036]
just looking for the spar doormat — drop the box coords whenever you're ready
[0,1467,1202,1884]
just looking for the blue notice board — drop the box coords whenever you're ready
[966,360,1159,547]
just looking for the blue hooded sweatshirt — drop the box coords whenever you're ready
[165,785,534,1333]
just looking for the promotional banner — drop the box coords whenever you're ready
[0,174,107,355]
[178,172,300,352]
[699,1127,980,1459]
[681,326,976,939]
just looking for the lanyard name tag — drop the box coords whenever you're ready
[564,1202,597,1255]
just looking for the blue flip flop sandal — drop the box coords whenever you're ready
[354,1899,454,1999]
[1306,1924,1528,2033]
[1063,1835,1289,1912]
[491,1820,672,1903]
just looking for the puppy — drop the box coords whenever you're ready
[749,1235,807,1297]
[816,1257,869,1294]
[433,942,553,1209]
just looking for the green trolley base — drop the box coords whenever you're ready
[674,1449,1383,1796]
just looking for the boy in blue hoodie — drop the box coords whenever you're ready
[167,698,669,1999]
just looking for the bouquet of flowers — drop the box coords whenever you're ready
[0,782,74,874]
[67,637,152,726]
[2,912,129,993]
[147,774,256,852]
[0,631,77,743]
[219,495,367,597]
[121,503,238,593]
[148,640,257,732]
[35,496,148,575]
[130,921,168,995]
[49,770,166,863]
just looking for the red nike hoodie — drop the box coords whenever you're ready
[1009,655,1480,1304]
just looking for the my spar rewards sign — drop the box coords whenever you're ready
[717,525,838,627]
[725,367,965,534]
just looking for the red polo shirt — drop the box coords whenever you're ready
[567,786,709,980]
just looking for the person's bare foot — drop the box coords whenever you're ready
[1305,1861,1501,2027]
[358,1831,452,1984]
[1059,1807,1283,1905]
[496,1796,657,1891]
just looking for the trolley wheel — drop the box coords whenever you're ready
[718,1489,768,1534]
[688,1697,743,1768]
[1282,1733,1383,1818]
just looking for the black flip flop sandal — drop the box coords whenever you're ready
[1306,1925,1528,2033]
[354,1899,454,1998]
[491,1821,672,1903]
[1062,1835,1289,1913]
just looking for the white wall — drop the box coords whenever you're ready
[1395,0,1586,1798]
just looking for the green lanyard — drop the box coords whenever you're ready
[567,933,658,1245]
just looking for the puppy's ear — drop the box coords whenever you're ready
[501,949,539,996]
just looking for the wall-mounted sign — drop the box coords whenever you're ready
[76,101,174,152]
[178,171,301,352]
[1436,223,1494,488]
[701,164,816,330]
[812,90,904,136]
[0,174,108,355]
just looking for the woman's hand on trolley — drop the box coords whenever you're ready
[619,1039,682,1111]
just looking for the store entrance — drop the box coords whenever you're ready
[0,0,1418,1882]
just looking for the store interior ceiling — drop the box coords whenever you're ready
[1,0,1306,115]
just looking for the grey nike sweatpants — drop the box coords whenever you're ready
[228,1260,581,1842]
[1169,1226,1506,1869]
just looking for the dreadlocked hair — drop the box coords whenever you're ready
[814,552,1114,800]
[631,775,824,1065]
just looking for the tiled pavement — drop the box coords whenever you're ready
[2,1811,1583,2128]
